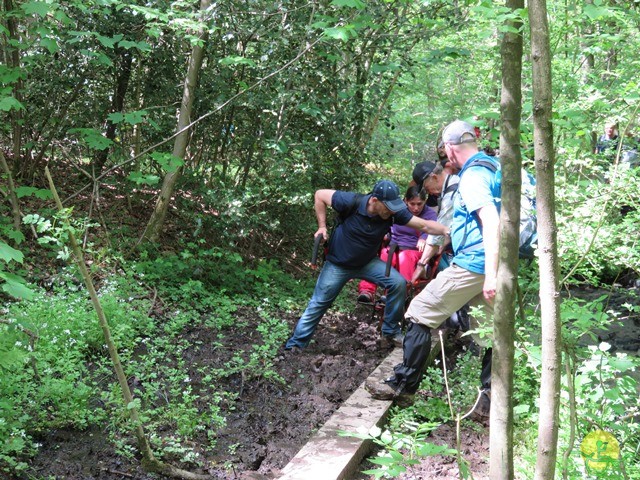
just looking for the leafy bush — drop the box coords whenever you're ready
[556,159,640,284]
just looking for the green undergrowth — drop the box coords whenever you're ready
[0,245,314,475]
[357,289,640,479]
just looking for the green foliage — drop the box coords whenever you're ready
[555,342,640,479]
[0,270,153,473]
[134,242,312,313]
[355,351,485,478]
[509,294,640,477]
[0,240,33,300]
[556,166,640,284]
[344,423,457,478]
[0,238,317,474]
[21,211,103,275]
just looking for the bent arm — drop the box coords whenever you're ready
[476,205,500,302]
[418,243,440,265]
[406,216,450,237]
[314,189,336,240]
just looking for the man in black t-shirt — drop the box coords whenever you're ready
[284,179,449,351]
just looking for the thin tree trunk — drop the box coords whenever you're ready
[45,167,211,480]
[530,0,563,477]
[93,49,134,174]
[143,0,211,243]
[491,0,523,478]
[579,0,595,85]
[3,0,23,175]
[29,82,85,180]
[0,151,21,231]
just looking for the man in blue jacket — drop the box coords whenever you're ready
[367,120,499,414]
[285,179,449,351]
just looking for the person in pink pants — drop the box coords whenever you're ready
[357,184,437,303]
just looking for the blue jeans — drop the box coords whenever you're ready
[285,259,406,349]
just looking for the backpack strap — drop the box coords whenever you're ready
[457,158,499,255]
[335,192,366,226]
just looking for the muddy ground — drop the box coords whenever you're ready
[23,306,393,480]
[21,284,640,480]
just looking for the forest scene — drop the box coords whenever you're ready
[1,0,639,478]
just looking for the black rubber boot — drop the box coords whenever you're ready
[480,347,492,390]
[387,323,432,394]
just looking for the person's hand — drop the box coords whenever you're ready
[411,263,427,283]
[442,231,451,250]
[315,227,328,241]
[417,238,427,252]
[483,274,497,303]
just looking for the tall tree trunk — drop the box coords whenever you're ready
[580,0,595,83]
[3,0,23,176]
[530,0,563,478]
[0,151,21,231]
[491,0,523,478]
[143,0,211,243]
[93,49,134,174]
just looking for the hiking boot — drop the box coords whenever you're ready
[382,332,404,348]
[470,389,491,419]
[365,379,415,406]
[286,346,302,355]
[357,292,375,304]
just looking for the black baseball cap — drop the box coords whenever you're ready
[412,161,437,186]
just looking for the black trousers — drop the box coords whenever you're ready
[388,322,432,394]
[481,347,492,390]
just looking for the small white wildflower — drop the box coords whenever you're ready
[599,342,612,352]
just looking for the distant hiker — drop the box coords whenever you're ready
[437,140,447,165]
[284,179,450,351]
[367,120,499,416]
[595,121,619,156]
[357,185,437,303]
[411,158,460,280]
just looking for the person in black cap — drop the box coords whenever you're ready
[284,179,450,351]
[411,158,460,276]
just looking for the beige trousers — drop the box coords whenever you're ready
[404,263,493,347]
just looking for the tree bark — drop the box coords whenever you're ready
[530,0,563,478]
[0,151,21,231]
[3,0,23,175]
[580,0,595,83]
[491,0,523,478]
[93,49,134,174]
[143,0,211,243]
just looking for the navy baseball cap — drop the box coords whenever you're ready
[372,179,405,213]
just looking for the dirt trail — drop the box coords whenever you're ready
[25,308,389,479]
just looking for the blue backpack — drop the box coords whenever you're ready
[459,158,537,260]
